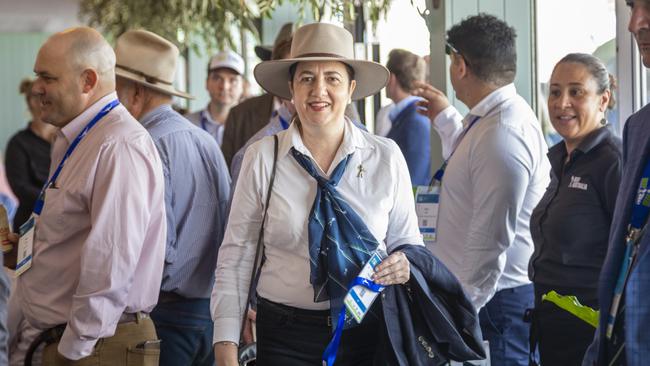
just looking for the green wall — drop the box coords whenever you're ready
[0,33,49,152]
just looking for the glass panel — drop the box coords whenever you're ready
[536,0,618,145]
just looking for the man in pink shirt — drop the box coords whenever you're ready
[4,27,166,365]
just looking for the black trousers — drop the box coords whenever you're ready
[533,283,598,366]
[256,297,379,366]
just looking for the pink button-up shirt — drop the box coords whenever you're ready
[15,92,167,360]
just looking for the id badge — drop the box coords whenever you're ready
[15,216,35,276]
[415,185,440,245]
[343,250,386,323]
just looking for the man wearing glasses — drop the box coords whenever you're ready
[416,14,550,366]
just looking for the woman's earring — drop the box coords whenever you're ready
[600,118,607,126]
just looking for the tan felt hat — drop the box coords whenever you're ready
[253,23,388,101]
[115,29,193,99]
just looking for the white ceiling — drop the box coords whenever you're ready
[0,0,82,33]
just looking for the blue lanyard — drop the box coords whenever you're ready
[33,99,120,215]
[606,158,650,339]
[322,276,384,366]
[431,115,481,185]
[279,115,289,130]
[200,113,209,132]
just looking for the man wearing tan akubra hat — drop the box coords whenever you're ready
[114,29,231,366]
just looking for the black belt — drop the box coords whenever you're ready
[158,291,187,303]
[24,324,65,366]
[23,312,149,366]
[258,297,332,327]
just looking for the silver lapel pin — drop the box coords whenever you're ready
[357,164,366,178]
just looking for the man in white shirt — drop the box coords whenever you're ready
[186,50,245,146]
[415,14,550,366]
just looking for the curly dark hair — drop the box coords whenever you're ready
[447,13,517,85]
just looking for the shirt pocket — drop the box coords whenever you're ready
[37,187,70,244]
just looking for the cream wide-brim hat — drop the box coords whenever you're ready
[115,29,193,99]
[254,23,389,101]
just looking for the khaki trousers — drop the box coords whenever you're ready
[41,317,159,366]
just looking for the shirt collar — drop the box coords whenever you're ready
[59,92,118,144]
[547,125,614,169]
[388,95,422,121]
[140,104,173,127]
[201,104,217,125]
[469,83,517,118]
[278,117,371,166]
[575,124,613,154]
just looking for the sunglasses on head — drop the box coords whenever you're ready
[445,41,471,67]
[445,41,460,56]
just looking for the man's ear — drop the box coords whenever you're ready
[80,69,99,93]
[453,54,469,80]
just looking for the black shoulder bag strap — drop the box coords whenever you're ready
[239,134,279,341]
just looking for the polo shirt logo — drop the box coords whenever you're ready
[636,177,650,206]
[568,176,588,190]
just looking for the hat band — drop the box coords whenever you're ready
[294,52,346,59]
[116,64,173,86]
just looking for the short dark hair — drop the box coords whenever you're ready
[386,49,425,92]
[556,53,617,109]
[447,14,517,85]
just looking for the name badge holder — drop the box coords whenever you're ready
[415,172,443,245]
[15,217,35,276]
[322,250,386,366]
[16,99,120,276]
[606,167,650,339]
[415,115,481,245]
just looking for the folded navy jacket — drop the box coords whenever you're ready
[375,244,486,365]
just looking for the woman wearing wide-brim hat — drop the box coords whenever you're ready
[211,22,425,365]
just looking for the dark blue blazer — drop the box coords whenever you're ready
[583,103,650,366]
[386,101,432,186]
[376,245,485,365]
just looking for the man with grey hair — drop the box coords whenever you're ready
[114,29,230,366]
[5,27,166,365]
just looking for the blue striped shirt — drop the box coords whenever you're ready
[141,105,231,299]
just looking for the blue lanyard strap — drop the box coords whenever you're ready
[430,115,481,186]
[33,99,120,215]
[606,158,650,338]
[322,276,384,366]
[200,113,209,132]
[279,115,289,130]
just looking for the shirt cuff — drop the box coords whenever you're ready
[57,326,99,360]
[433,105,462,129]
[213,317,241,346]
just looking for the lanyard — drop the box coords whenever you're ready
[430,115,481,185]
[279,115,289,130]
[606,158,650,339]
[33,99,120,215]
[200,112,210,133]
[322,276,384,366]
